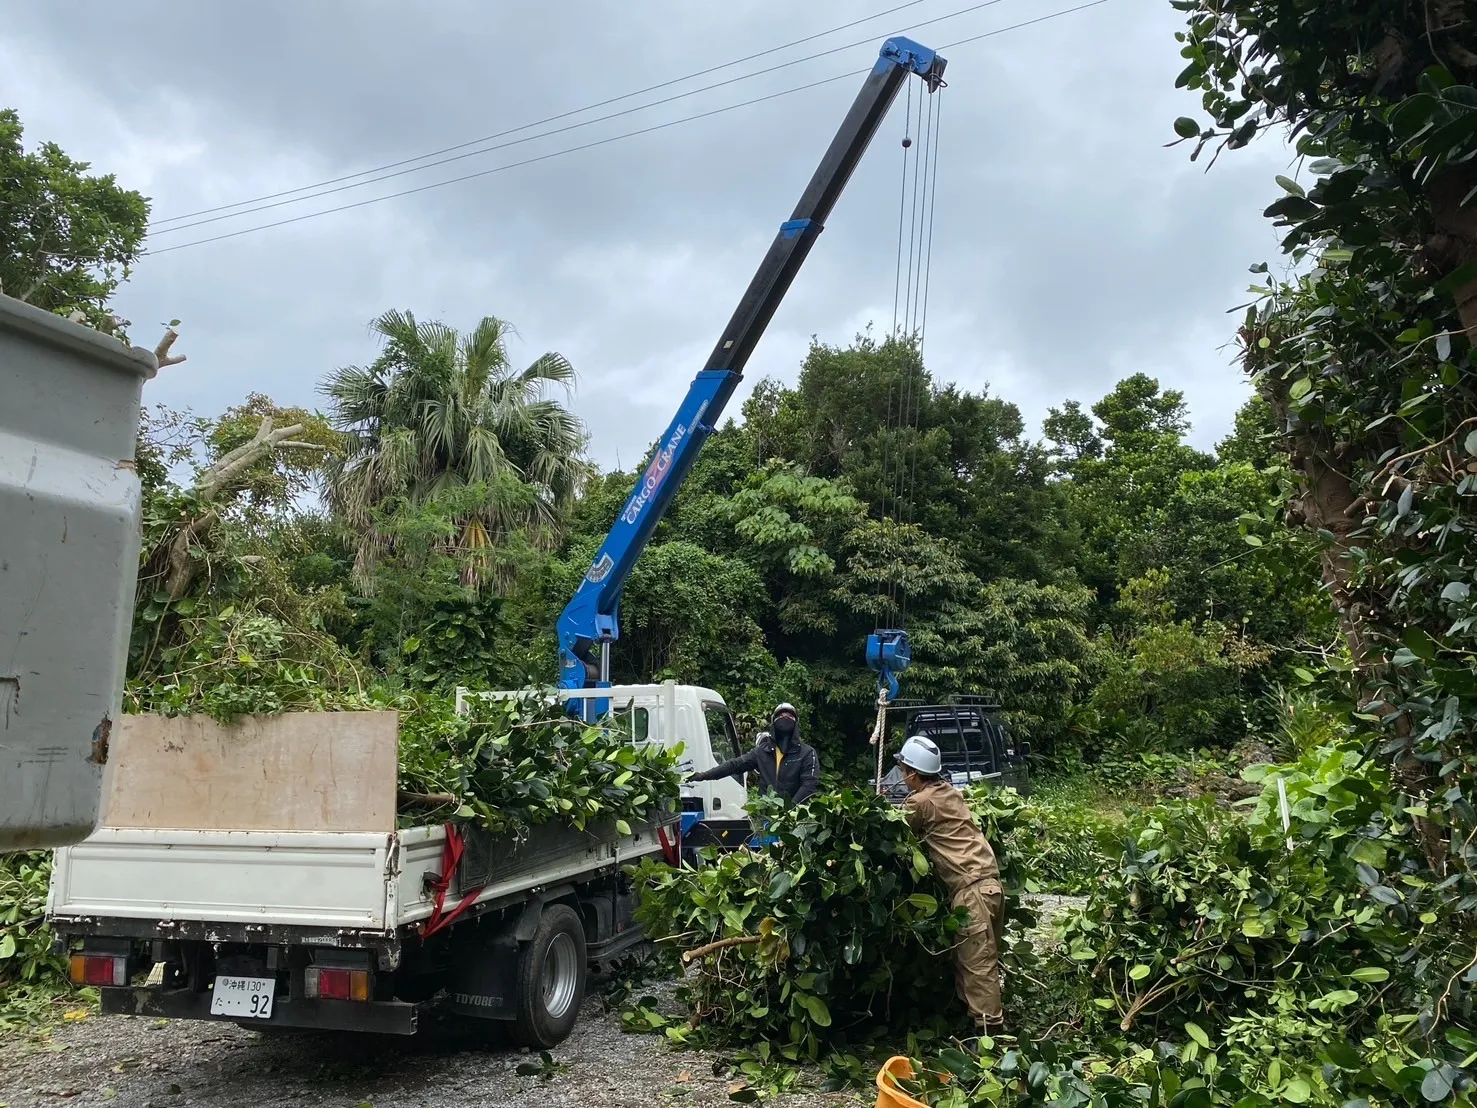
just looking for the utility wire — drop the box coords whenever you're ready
[146,0,1113,256]
[151,0,934,225]
[150,0,1012,232]
[144,69,862,255]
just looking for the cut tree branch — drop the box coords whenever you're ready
[154,327,186,369]
[681,935,762,964]
[195,417,324,502]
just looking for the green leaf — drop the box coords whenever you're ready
[1275,175,1305,197]
[1403,626,1438,661]
[0,933,14,959]
[1241,917,1266,937]
[1244,534,1264,547]
[1185,1021,1210,1048]
[1129,964,1151,981]
[1288,377,1313,401]
[1349,967,1389,983]
[1420,1067,1453,1102]
[800,993,832,1027]
[614,819,632,836]
[905,892,938,914]
[1282,1079,1311,1103]
[1174,117,1200,138]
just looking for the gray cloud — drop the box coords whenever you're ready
[3,0,1292,470]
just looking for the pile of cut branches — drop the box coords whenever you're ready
[631,785,1034,1058]
[395,691,682,838]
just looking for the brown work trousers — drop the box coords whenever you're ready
[951,879,1004,1025]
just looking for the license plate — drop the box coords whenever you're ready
[209,975,275,1019]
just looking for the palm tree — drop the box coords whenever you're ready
[321,309,591,589]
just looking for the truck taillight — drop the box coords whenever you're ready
[304,966,370,1001]
[69,954,128,986]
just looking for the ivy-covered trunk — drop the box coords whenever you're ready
[1428,164,1477,340]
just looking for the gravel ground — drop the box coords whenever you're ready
[0,997,859,1108]
[0,896,1086,1108]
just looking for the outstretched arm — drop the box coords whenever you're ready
[690,748,759,783]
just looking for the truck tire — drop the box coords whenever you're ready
[511,903,586,1048]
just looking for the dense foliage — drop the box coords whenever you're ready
[396,692,681,836]
[0,852,69,1026]
[629,787,1033,1058]
[1164,0,1477,1085]
[0,107,148,330]
[899,740,1472,1107]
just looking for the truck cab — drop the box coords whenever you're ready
[878,696,1031,803]
[456,681,754,858]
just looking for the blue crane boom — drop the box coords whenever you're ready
[557,37,945,713]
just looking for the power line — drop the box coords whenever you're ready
[151,0,1020,236]
[145,69,866,254]
[937,0,1108,49]
[145,1,1114,256]
[150,0,963,228]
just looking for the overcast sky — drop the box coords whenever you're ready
[4,0,1294,471]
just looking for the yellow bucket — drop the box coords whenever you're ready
[875,1056,933,1108]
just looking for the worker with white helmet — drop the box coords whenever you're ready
[895,734,1005,1032]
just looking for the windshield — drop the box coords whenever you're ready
[702,704,742,760]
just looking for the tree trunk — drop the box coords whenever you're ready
[1427,164,1477,341]
[1250,344,1449,874]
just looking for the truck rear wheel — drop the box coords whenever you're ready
[511,903,586,1048]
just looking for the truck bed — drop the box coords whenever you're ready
[49,817,675,953]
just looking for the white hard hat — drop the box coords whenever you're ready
[896,735,942,776]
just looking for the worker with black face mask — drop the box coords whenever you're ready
[689,703,820,804]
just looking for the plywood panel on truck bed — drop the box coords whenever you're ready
[100,711,399,833]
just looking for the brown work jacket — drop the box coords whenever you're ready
[903,779,1000,897]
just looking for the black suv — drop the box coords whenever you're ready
[878,695,1030,803]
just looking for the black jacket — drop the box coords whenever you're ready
[692,731,820,804]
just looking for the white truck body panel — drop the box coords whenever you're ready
[50,820,674,937]
[49,829,393,930]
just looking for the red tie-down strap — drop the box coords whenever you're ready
[657,820,681,867]
[421,823,484,940]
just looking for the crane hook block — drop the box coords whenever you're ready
[866,629,912,701]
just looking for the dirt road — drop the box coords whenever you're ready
[0,997,854,1108]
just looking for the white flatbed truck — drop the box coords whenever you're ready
[46,684,750,1045]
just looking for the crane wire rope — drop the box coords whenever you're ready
[874,72,944,793]
[898,85,945,582]
[141,0,1110,255]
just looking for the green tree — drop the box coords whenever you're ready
[1172,0,1477,1070]
[0,108,148,330]
[1050,374,1213,611]
[741,334,1069,583]
[321,309,590,589]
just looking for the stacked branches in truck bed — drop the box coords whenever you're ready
[395,692,682,836]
